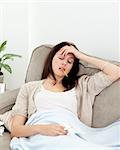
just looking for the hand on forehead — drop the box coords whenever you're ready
[59,46,75,58]
[60,45,71,51]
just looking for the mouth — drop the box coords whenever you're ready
[59,67,68,77]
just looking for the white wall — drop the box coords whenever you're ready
[28,1,119,60]
[0,3,29,89]
[0,0,119,90]
[118,1,120,61]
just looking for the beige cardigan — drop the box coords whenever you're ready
[0,71,112,131]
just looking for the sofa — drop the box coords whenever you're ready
[0,45,120,150]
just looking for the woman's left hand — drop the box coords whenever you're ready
[59,45,81,59]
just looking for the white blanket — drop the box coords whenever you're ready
[10,108,120,150]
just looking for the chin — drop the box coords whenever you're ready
[54,73,64,78]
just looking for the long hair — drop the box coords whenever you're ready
[41,41,80,90]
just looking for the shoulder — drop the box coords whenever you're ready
[24,80,42,87]
[22,80,44,87]
[19,80,43,93]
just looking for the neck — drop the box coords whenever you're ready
[47,75,63,85]
[43,75,66,92]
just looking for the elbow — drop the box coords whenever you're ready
[10,132,16,138]
[11,127,16,138]
[108,68,120,82]
[11,125,22,138]
[11,128,19,138]
[108,75,119,83]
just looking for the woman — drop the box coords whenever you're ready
[9,42,120,149]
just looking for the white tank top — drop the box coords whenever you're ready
[34,84,77,116]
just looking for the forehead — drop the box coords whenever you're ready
[56,47,75,59]
[56,51,74,59]
[65,53,75,59]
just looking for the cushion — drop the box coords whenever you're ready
[79,60,120,127]
[25,45,52,83]
[92,79,120,127]
[0,89,19,114]
[0,132,11,150]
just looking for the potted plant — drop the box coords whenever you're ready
[0,40,22,82]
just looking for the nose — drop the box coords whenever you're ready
[62,60,67,66]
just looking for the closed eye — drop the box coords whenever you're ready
[58,56,64,60]
[67,60,74,64]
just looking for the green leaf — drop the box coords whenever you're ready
[0,56,14,63]
[2,53,22,58]
[2,64,12,73]
[0,41,22,74]
[2,56,14,62]
[0,41,7,53]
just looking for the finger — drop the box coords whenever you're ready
[57,130,67,135]
[60,46,69,55]
[58,128,68,135]
[61,50,68,57]
[59,49,65,55]
[59,125,66,130]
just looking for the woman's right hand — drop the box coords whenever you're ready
[59,45,81,60]
[36,124,68,136]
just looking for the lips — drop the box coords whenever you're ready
[58,67,68,77]
[59,67,65,71]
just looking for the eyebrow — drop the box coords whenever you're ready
[67,56,75,59]
[58,53,75,60]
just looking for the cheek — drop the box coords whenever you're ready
[52,58,58,70]
[52,56,61,67]
[67,64,73,72]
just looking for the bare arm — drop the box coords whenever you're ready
[61,46,120,82]
[11,115,38,138]
[11,115,67,138]
[77,52,120,82]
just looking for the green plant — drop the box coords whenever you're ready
[0,41,22,75]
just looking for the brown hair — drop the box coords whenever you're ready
[41,41,80,90]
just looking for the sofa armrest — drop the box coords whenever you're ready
[0,89,19,114]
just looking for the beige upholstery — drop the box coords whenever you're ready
[0,45,120,149]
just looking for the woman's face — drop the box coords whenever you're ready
[52,46,75,78]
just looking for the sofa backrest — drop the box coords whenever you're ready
[25,45,52,83]
[25,45,120,127]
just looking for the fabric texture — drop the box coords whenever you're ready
[92,79,120,127]
[10,109,119,150]
[35,82,77,115]
[0,132,11,150]
[0,70,112,132]
[25,45,52,83]
[0,89,19,114]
